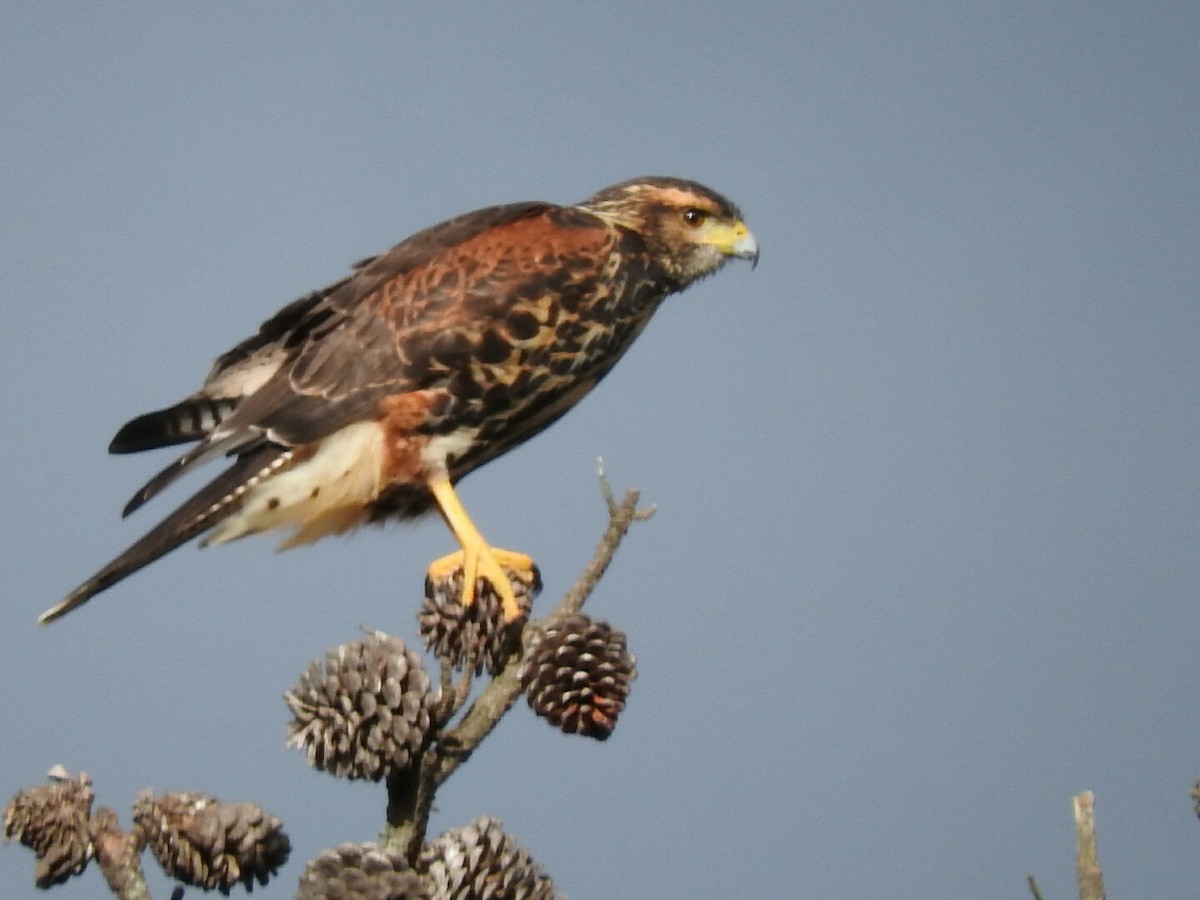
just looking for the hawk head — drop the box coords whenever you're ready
[578,176,759,285]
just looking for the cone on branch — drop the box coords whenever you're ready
[419,564,541,675]
[133,789,290,894]
[421,816,560,900]
[3,766,95,888]
[519,614,636,740]
[286,631,434,781]
[297,842,430,900]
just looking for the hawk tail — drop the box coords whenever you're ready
[109,397,240,454]
[39,444,285,625]
[120,429,261,519]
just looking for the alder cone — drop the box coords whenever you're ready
[519,614,636,740]
[419,565,540,675]
[421,816,560,900]
[297,842,430,900]
[132,789,290,893]
[286,631,434,780]
[3,769,94,888]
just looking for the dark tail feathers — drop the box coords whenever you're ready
[109,396,240,454]
[39,444,284,625]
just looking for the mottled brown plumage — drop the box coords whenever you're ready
[41,176,757,625]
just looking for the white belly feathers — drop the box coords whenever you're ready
[205,422,386,549]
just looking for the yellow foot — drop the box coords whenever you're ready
[427,546,536,622]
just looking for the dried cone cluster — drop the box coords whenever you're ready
[419,564,541,675]
[422,816,560,900]
[133,789,290,893]
[3,767,94,888]
[297,842,429,900]
[520,614,636,740]
[286,631,434,781]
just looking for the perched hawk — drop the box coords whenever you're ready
[41,177,758,625]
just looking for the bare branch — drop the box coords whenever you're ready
[90,807,151,900]
[596,458,617,516]
[453,667,475,713]
[383,749,441,865]
[436,658,455,724]
[557,482,651,617]
[1074,791,1105,900]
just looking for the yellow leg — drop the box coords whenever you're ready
[426,476,533,622]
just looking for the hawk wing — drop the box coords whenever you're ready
[120,200,556,515]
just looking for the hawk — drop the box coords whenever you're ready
[40,177,758,625]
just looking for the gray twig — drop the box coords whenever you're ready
[1074,791,1105,900]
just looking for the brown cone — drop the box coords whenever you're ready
[133,789,290,893]
[519,614,637,740]
[421,816,560,900]
[3,767,94,888]
[419,565,540,676]
[286,631,434,780]
[297,842,430,899]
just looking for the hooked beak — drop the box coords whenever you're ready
[728,220,759,269]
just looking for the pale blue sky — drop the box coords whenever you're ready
[2,4,1198,897]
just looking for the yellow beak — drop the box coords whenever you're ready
[728,220,759,268]
[709,219,759,268]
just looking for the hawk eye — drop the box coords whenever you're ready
[682,208,708,228]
